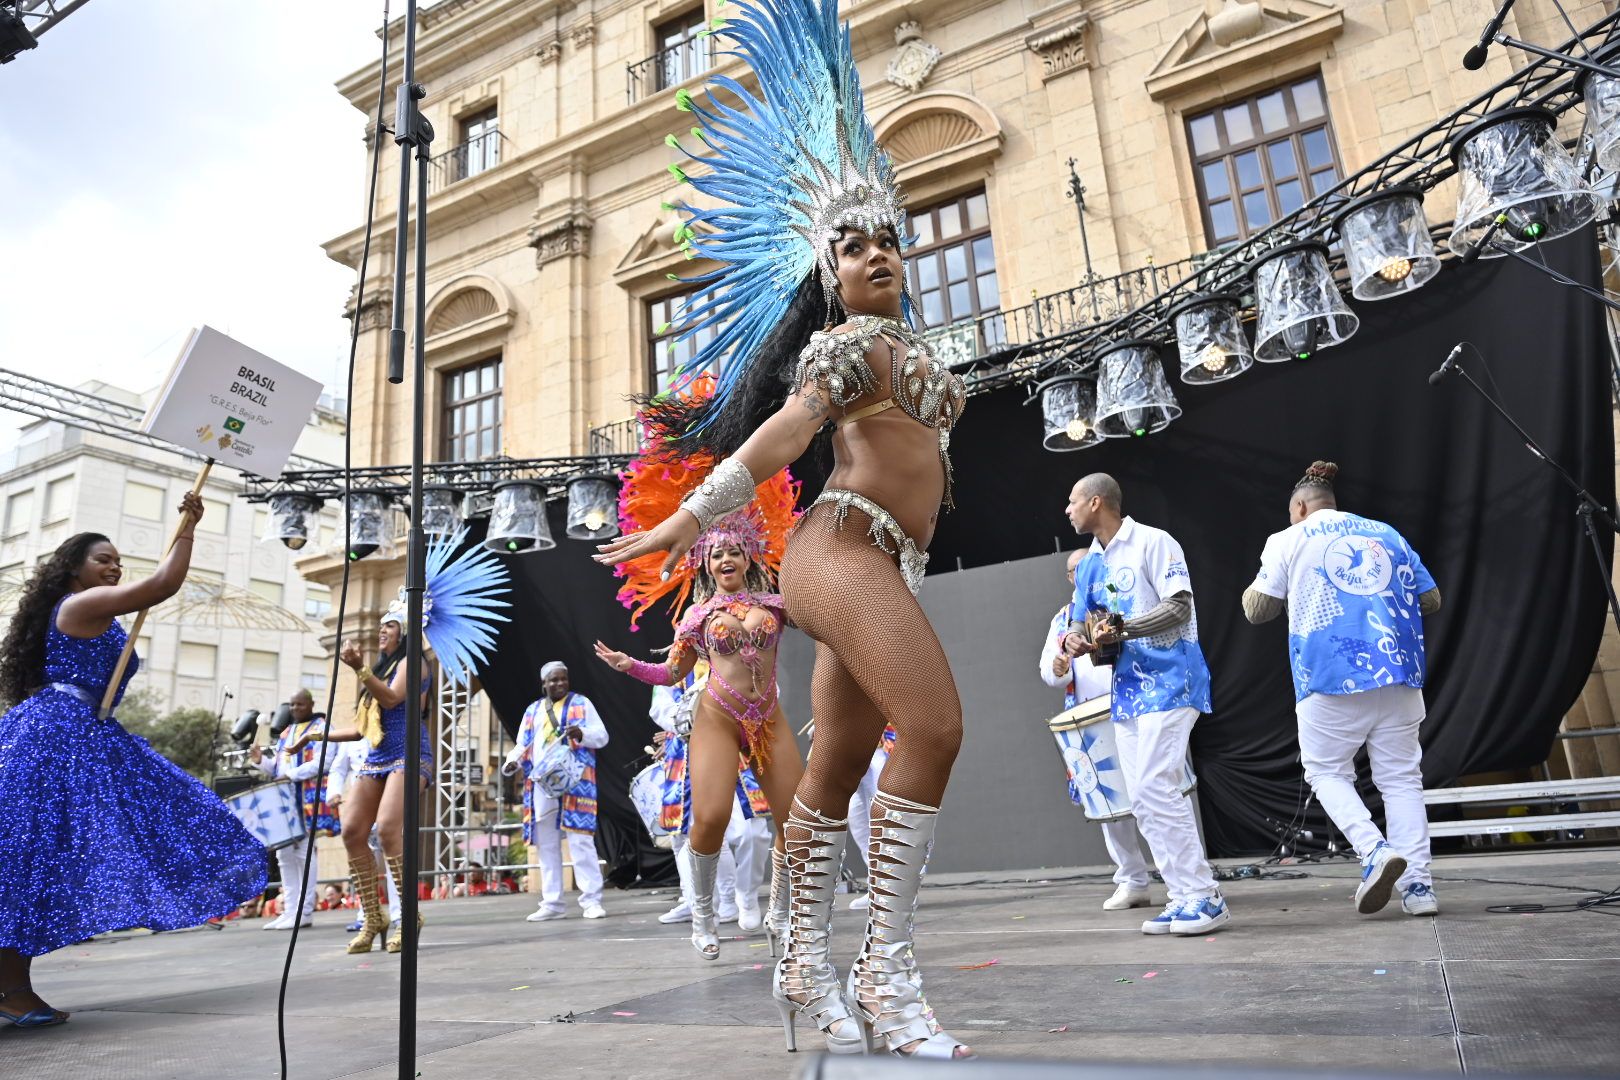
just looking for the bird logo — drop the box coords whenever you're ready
[1322,536,1391,596]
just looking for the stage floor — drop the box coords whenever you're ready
[6,848,1618,1078]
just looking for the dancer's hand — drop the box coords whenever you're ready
[339,640,363,670]
[592,511,701,581]
[177,491,205,532]
[593,639,634,673]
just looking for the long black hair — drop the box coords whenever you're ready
[0,532,111,707]
[639,272,844,460]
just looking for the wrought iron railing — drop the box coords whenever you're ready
[428,130,509,193]
[588,417,642,457]
[626,34,713,105]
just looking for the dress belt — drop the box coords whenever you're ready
[49,682,98,706]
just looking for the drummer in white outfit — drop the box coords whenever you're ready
[327,736,401,932]
[1243,461,1442,917]
[1039,550,1154,911]
[249,690,335,930]
[1065,474,1229,936]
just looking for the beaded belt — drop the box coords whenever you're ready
[49,682,97,706]
[810,488,928,595]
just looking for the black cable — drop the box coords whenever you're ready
[274,5,391,1077]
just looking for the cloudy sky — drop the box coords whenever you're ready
[0,2,387,444]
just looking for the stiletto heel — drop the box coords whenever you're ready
[346,855,388,955]
[774,998,797,1051]
[770,799,866,1055]
[685,846,722,961]
[849,791,974,1060]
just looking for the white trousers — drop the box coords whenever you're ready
[273,842,315,919]
[727,799,770,902]
[672,829,739,910]
[368,827,402,921]
[1114,707,1216,902]
[1099,816,1152,889]
[846,755,883,873]
[1296,685,1431,888]
[533,792,604,911]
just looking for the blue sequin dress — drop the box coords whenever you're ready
[0,602,269,957]
[357,671,432,781]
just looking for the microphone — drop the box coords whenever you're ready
[1428,343,1465,386]
[1463,0,1518,70]
[1461,212,1509,265]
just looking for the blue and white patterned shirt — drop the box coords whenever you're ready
[1073,517,1213,720]
[1249,508,1436,701]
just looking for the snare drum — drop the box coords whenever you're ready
[631,760,670,839]
[225,781,307,851]
[1049,696,1132,822]
[1048,698,1200,821]
[533,739,585,798]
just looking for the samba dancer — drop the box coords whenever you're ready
[596,445,803,960]
[1065,474,1230,936]
[0,499,267,1028]
[596,0,974,1056]
[1038,550,1154,911]
[251,689,339,930]
[326,734,402,933]
[294,531,509,954]
[507,662,610,922]
[1243,461,1442,916]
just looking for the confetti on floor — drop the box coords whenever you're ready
[1142,971,1158,978]
[1047,1025,1070,1033]
[510,985,530,991]
[612,1011,638,1017]
[957,958,1000,971]
[1374,969,1387,975]
[1115,977,1133,984]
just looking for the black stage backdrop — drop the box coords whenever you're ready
[474,227,1612,866]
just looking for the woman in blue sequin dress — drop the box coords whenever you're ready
[0,497,268,1028]
[289,613,433,955]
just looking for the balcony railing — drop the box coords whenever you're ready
[588,417,642,457]
[627,35,713,105]
[428,130,509,194]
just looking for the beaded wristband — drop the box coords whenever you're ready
[625,659,675,686]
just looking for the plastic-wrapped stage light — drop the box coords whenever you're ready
[341,492,394,562]
[565,475,620,540]
[1167,293,1254,384]
[1094,340,1180,439]
[266,494,322,551]
[485,480,555,554]
[1331,186,1440,301]
[1581,53,1620,174]
[1448,106,1601,259]
[1251,240,1359,362]
[420,485,464,539]
[1037,373,1102,451]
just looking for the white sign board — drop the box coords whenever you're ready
[141,326,324,480]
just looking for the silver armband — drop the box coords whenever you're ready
[680,457,755,532]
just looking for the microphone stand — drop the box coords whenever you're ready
[387,1,433,1074]
[1437,360,1620,639]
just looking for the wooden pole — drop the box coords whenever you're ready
[97,458,214,720]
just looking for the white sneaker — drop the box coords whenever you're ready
[1355,841,1408,914]
[526,908,566,922]
[1103,885,1152,911]
[716,904,739,924]
[849,894,870,912]
[582,904,608,920]
[1400,882,1440,916]
[657,901,692,924]
[261,914,290,931]
[1169,894,1231,935]
[736,895,762,932]
[1141,900,1184,935]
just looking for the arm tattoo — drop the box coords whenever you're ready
[800,390,828,420]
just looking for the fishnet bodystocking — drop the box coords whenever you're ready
[781,504,963,813]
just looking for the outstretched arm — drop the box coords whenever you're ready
[595,638,699,687]
[58,492,204,632]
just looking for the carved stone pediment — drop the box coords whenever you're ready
[1147,0,1345,101]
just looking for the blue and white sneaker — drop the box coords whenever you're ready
[1141,900,1185,935]
[1400,882,1439,916]
[1355,841,1408,914]
[1169,894,1231,935]
[345,915,364,932]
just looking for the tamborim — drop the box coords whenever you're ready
[1048,696,1131,822]
[225,781,307,851]
[533,738,585,798]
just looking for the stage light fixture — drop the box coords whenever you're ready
[1448,106,1601,259]
[1251,241,1359,362]
[342,492,394,562]
[1580,51,1620,174]
[1037,373,1102,451]
[0,7,38,65]
[420,485,464,538]
[565,474,621,540]
[485,480,556,554]
[1331,186,1441,301]
[1168,293,1254,385]
[1094,340,1180,439]
[265,494,323,551]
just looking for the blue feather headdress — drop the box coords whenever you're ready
[382,529,510,683]
[661,0,910,430]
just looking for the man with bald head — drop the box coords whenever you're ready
[1063,473,1228,935]
[251,689,338,929]
[1039,548,1154,910]
[1244,461,1442,917]
[505,661,611,921]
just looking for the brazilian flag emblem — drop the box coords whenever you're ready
[224,416,245,434]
